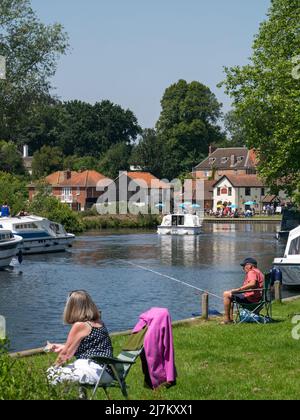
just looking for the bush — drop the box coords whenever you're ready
[29,194,84,233]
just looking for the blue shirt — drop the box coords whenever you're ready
[1,206,10,217]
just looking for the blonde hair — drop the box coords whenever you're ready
[63,290,101,325]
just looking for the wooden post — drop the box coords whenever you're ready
[202,293,209,320]
[274,281,282,303]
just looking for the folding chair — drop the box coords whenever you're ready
[233,272,273,324]
[82,327,146,400]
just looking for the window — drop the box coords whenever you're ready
[221,157,228,164]
[228,187,232,196]
[209,158,216,165]
[261,188,265,196]
[217,187,221,196]
[204,171,210,178]
[238,156,244,163]
[245,187,251,196]
[289,237,300,255]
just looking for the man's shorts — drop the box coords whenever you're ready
[231,293,252,304]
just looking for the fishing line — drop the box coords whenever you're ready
[117,259,223,301]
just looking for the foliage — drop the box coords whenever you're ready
[156,79,225,179]
[63,155,99,172]
[0,0,69,143]
[0,340,77,400]
[220,0,300,198]
[32,145,64,178]
[0,171,28,214]
[0,140,25,174]
[130,129,165,179]
[29,192,84,233]
[98,142,132,179]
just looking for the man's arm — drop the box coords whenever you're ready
[231,279,257,294]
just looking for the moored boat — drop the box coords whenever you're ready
[0,229,23,268]
[273,225,300,287]
[0,215,75,255]
[158,213,202,235]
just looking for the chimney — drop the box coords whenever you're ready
[209,145,217,156]
[230,155,237,167]
[64,170,72,180]
[23,145,29,158]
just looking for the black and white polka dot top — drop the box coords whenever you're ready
[75,322,113,375]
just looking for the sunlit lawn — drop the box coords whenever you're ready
[3,300,300,400]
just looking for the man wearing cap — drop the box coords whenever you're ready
[222,258,264,324]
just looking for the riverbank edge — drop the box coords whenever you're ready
[10,294,300,359]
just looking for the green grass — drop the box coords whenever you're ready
[2,300,300,400]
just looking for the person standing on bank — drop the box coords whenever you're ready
[46,290,114,386]
[222,258,264,324]
[0,202,10,217]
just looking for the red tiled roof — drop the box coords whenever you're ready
[44,170,112,187]
[126,172,170,189]
[213,175,265,188]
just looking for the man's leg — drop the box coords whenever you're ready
[223,291,233,322]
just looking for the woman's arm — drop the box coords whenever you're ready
[55,322,90,367]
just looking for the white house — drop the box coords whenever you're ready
[213,175,266,212]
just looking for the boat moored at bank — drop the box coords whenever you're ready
[0,229,23,268]
[0,215,75,255]
[273,225,300,287]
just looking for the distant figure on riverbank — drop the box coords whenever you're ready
[222,258,264,324]
[0,202,10,217]
[46,290,114,388]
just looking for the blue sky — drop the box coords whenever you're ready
[31,0,271,128]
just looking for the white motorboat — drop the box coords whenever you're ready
[158,214,202,235]
[273,225,300,286]
[0,229,23,268]
[0,215,75,255]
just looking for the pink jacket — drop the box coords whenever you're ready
[133,307,177,389]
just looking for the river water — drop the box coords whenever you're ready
[0,223,290,352]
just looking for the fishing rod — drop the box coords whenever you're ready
[117,259,224,301]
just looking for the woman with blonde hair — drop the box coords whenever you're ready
[46,290,114,387]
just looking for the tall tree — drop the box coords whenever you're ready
[0,140,24,174]
[98,142,132,179]
[221,0,300,197]
[32,145,64,178]
[130,129,165,178]
[0,0,69,142]
[156,79,224,179]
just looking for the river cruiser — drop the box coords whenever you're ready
[0,229,23,268]
[273,225,300,286]
[158,213,202,235]
[0,215,75,255]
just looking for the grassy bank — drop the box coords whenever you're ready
[2,300,300,400]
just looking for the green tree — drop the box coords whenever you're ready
[60,100,141,157]
[156,79,224,178]
[98,142,132,179]
[0,172,28,214]
[0,0,69,142]
[32,145,64,178]
[130,129,165,178]
[0,140,25,174]
[220,0,300,197]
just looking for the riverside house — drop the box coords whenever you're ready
[28,170,113,211]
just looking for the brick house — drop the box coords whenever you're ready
[192,147,257,180]
[29,170,113,211]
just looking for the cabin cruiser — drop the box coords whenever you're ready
[273,225,300,286]
[0,229,23,268]
[0,215,75,255]
[158,213,202,235]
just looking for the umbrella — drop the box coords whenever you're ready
[229,204,238,209]
[244,201,256,206]
[155,203,165,208]
[192,204,201,209]
[183,202,192,206]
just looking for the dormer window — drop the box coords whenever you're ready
[221,157,228,164]
[238,156,244,163]
[209,158,216,165]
